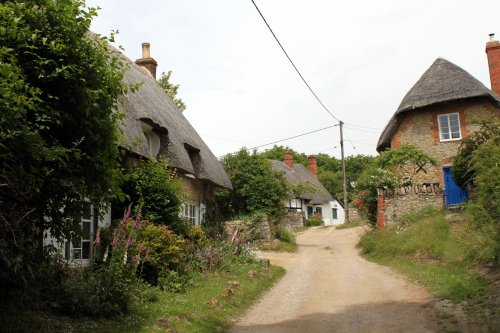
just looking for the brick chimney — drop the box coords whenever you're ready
[135,42,158,79]
[284,150,294,169]
[486,33,500,96]
[307,155,318,177]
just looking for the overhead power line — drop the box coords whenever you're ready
[250,0,340,122]
[249,124,337,150]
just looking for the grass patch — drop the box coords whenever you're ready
[358,208,490,303]
[336,218,368,230]
[258,240,297,253]
[1,261,285,333]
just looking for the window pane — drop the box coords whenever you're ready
[82,222,91,240]
[451,131,460,139]
[82,242,91,259]
[82,203,92,220]
[332,208,338,219]
[65,241,70,260]
[72,237,81,248]
[73,248,81,260]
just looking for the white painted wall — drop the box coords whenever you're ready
[322,200,345,225]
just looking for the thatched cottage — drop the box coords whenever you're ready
[54,43,232,264]
[120,43,232,224]
[270,151,344,225]
[377,36,500,207]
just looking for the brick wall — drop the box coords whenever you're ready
[390,99,499,186]
[377,184,443,228]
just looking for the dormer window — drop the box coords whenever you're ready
[140,121,161,157]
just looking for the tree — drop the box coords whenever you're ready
[216,149,290,218]
[158,71,186,112]
[377,145,437,185]
[354,145,436,223]
[0,0,128,289]
[453,117,500,189]
[318,170,344,200]
[259,145,308,166]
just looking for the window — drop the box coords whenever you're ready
[332,208,338,220]
[315,206,323,216]
[65,202,93,261]
[141,121,161,157]
[438,113,461,141]
[182,203,198,225]
[286,198,303,212]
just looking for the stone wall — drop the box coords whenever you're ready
[179,175,214,204]
[377,184,443,229]
[284,211,305,229]
[224,217,272,240]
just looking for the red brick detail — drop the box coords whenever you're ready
[284,150,294,169]
[486,40,500,96]
[377,193,385,230]
[391,113,409,148]
[458,110,469,138]
[307,155,318,177]
[431,111,440,145]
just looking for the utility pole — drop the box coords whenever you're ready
[339,121,349,223]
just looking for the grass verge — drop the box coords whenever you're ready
[358,208,489,303]
[1,260,285,333]
[358,207,499,331]
[335,218,368,230]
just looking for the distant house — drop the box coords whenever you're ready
[270,151,345,225]
[377,39,500,207]
[57,43,232,264]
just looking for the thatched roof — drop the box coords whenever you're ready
[269,160,333,205]
[118,60,232,190]
[377,58,500,152]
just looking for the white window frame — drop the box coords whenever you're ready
[437,113,462,142]
[64,202,94,264]
[182,203,199,225]
[140,121,161,157]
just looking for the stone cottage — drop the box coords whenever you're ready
[270,151,345,226]
[375,35,500,227]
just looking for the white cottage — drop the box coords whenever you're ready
[270,151,345,226]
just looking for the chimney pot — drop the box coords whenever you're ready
[284,151,294,169]
[307,155,318,178]
[142,42,151,58]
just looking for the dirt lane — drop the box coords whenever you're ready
[228,226,439,333]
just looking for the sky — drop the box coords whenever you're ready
[90,0,500,159]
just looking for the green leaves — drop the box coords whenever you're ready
[217,149,289,218]
[157,71,187,112]
[0,0,129,288]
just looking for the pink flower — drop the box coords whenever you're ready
[126,236,132,251]
[134,210,141,229]
[112,230,117,247]
[93,227,101,245]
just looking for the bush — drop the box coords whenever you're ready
[124,158,187,235]
[306,216,322,226]
[275,226,296,244]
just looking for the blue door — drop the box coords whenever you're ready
[443,166,467,206]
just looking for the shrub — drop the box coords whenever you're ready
[158,270,192,293]
[306,216,322,226]
[124,158,187,235]
[275,226,296,244]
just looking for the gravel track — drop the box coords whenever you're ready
[228,226,439,333]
